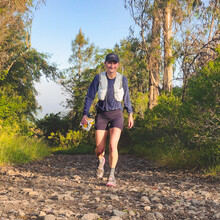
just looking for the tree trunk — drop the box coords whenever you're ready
[148,0,162,109]
[163,2,173,92]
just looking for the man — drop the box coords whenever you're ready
[81,53,134,186]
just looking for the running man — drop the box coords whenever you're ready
[81,53,134,186]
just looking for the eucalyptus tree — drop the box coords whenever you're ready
[125,0,219,104]
[124,0,163,109]
[173,0,220,100]
[163,0,173,92]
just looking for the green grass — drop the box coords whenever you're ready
[120,143,220,178]
[204,165,220,178]
[0,131,51,165]
[52,143,95,155]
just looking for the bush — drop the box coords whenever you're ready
[49,130,85,148]
[0,88,28,126]
[35,113,70,140]
[126,53,219,173]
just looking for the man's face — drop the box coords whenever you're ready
[105,60,119,74]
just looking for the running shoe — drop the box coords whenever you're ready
[96,157,105,178]
[106,177,116,187]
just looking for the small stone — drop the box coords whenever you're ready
[39,211,46,217]
[149,189,159,196]
[92,190,100,195]
[18,209,25,217]
[44,215,55,220]
[146,213,156,220]
[191,199,200,205]
[22,200,30,206]
[109,194,119,201]
[129,210,135,216]
[22,188,33,193]
[49,194,58,200]
[213,212,220,219]
[155,212,164,220]
[188,210,197,215]
[200,191,211,198]
[82,194,90,200]
[109,217,122,220]
[106,205,113,211]
[73,175,81,181]
[141,196,151,203]
[96,204,106,210]
[156,203,164,210]
[81,213,100,220]
[95,197,100,202]
[144,206,151,211]
[151,196,160,203]
[29,191,39,198]
[113,209,127,217]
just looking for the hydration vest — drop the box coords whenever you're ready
[98,71,124,102]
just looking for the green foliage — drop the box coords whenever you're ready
[49,130,84,148]
[36,113,70,140]
[52,143,95,155]
[185,55,220,110]
[36,112,96,149]
[0,48,58,119]
[0,88,28,126]
[123,55,219,174]
[0,126,50,165]
[61,30,98,128]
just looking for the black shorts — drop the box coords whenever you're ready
[95,110,124,130]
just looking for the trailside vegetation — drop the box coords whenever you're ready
[0,0,57,164]
[1,1,219,177]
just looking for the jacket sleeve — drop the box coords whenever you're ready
[123,76,133,114]
[83,74,99,116]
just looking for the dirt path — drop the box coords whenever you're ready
[0,154,219,220]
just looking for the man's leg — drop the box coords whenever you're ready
[95,130,108,178]
[107,127,121,186]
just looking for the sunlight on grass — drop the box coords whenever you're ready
[124,143,219,177]
[0,131,50,165]
[204,165,220,178]
[52,144,95,155]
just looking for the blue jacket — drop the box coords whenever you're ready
[83,73,133,116]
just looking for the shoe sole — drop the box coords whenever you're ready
[106,182,116,187]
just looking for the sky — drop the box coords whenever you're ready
[32,0,134,118]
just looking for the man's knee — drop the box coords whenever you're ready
[109,144,118,154]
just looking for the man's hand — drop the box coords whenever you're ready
[128,113,134,129]
[81,115,88,125]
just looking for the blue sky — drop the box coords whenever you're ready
[32,0,134,118]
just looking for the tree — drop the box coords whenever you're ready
[163,0,173,92]
[61,29,98,128]
[0,0,59,122]
[68,29,97,80]
[125,0,219,103]
[0,0,45,78]
[124,0,162,109]
[148,0,162,109]
[174,0,220,100]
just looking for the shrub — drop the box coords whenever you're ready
[48,130,85,148]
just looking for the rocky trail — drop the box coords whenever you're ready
[0,154,219,220]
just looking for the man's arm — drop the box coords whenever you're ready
[123,76,134,128]
[83,74,99,116]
